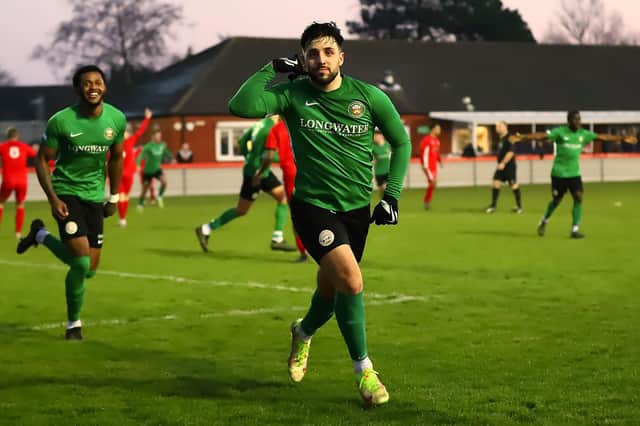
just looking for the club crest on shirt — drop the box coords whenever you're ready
[579,136,583,142]
[104,127,115,140]
[348,101,365,118]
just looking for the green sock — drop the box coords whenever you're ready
[572,202,583,226]
[138,196,144,206]
[335,292,368,361]
[543,200,558,221]
[300,290,335,336]
[275,203,287,232]
[65,256,90,322]
[209,208,239,230]
[42,234,72,265]
[159,184,166,197]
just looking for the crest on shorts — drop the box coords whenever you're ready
[104,127,115,140]
[65,221,78,235]
[348,101,365,118]
[318,229,335,247]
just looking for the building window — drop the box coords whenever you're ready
[215,121,257,161]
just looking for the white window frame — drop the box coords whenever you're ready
[214,121,258,161]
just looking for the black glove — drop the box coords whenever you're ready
[370,195,399,225]
[272,54,304,81]
[103,201,117,218]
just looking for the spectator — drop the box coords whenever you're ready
[176,142,194,163]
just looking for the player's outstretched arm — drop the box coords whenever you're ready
[513,132,548,142]
[595,133,638,144]
[104,142,124,218]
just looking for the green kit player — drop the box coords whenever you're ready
[17,65,126,340]
[194,115,296,252]
[136,129,173,209]
[372,129,391,197]
[513,110,637,238]
[228,22,411,406]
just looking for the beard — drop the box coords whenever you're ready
[308,67,339,87]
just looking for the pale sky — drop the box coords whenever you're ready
[2,0,640,85]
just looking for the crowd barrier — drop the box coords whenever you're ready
[7,154,640,202]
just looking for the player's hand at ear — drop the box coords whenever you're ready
[272,54,304,81]
[103,201,117,218]
[370,195,399,225]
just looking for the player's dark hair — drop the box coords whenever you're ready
[6,127,18,139]
[567,110,580,121]
[72,65,106,88]
[301,22,344,50]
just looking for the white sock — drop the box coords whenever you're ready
[201,223,211,236]
[353,357,373,374]
[66,319,82,329]
[35,228,49,244]
[572,225,579,232]
[272,230,284,243]
[294,324,311,342]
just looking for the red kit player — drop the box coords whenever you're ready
[419,124,443,210]
[0,128,37,238]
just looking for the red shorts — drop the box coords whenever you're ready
[119,173,134,195]
[0,182,27,203]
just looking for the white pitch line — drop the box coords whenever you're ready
[1,257,427,331]
[23,295,425,332]
[0,258,424,301]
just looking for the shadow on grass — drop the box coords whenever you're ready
[457,229,535,238]
[0,338,285,400]
[145,247,298,264]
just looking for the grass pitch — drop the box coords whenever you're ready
[0,182,638,425]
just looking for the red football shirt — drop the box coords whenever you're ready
[0,140,36,185]
[123,117,151,176]
[265,120,296,174]
[419,135,441,168]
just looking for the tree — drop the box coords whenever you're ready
[32,0,184,85]
[346,0,535,42]
[0,67,16,86]
[543,0,639,45]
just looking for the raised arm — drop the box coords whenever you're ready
[228,64,285,118]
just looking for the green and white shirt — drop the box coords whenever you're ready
[546,126,597,178]
[243,117,276,177]
[137,141,172,174]
[228,64,411,211]
[44,103,126,203]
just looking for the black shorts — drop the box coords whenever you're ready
[143,169,163,184]
[551,176,583,197]
[290,196,370,263]
[375,174,389,187]
[239,171,282,201]
[493,166,517,185]
[55,194,104,248]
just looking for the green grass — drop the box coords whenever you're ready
[1,182,638,425]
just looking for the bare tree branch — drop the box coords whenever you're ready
[543,0,639,45]
[31,0,184,84]
[0,67,16,86]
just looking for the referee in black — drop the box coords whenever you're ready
[486,121,523,213]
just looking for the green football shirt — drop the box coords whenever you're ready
[546,126,597,178]
[243,117,275,177]
[372,140,391,176]
[137,141,172,174]
[44,103,126,203]
[228,64,411,211]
